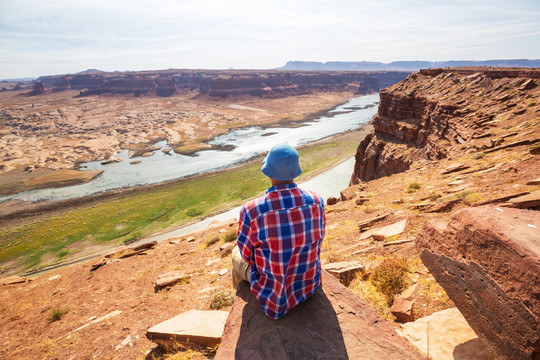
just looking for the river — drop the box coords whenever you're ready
[0,93,378,203]
[141,156,357,242]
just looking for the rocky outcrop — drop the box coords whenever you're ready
[27,81,46,96]
[416,206,540,360]
[36,70,409,98]
[215,270,424,359]
[350,68,540,184]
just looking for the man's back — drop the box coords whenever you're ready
[237,183,325,319]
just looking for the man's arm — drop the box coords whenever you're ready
[237,206,255,265]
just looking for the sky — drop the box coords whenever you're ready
[1,0,540,79]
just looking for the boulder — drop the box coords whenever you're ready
[400,307,490,360]
[390,284,417,323]
[146,309,229,349]
[323,261,364,286]
[214,270,424,360]
[416,206,540,360]
[340,184,364,201]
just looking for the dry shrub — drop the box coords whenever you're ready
[349,273,393,320]
[209,289,236,310]
[222,229,237,242]
[205,235,220,248]
[369,257,411,306]
[48,307,69,322]
[408,182,421,190]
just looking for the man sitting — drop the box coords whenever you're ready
[232,143,326,319]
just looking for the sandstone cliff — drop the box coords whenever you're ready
[36,70,409,98]
[351,67,540,184]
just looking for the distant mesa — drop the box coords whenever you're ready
[277,59,540,71]
[76,68,104,74]
[34,69,410,98]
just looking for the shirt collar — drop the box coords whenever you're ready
[266,183,298,194]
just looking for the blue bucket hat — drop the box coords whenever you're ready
[261,143,302,181]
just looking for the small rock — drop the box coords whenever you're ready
[326,197,339,205]
[218,229,227,234]
[218,268,229,276]
[155,271,191,291]
[48,275,61,281]
[219,242,235,257]
[526,178,540,186]
[186,236,196,242]
[115,335,133,351]
[355,197,369,205]
[447,180,464,186]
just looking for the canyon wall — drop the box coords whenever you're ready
[350,68,540,184]
[35,70,409,98]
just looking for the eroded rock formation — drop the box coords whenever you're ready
[36,70,410,98]
[416,206,540,360]
[350,68,540,183]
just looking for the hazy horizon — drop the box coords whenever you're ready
[1,0,540,79]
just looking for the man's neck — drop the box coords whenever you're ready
[270,178,294,187]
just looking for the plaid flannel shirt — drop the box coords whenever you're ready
[237,183,325,319]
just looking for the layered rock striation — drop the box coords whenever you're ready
[350,68,540,183]
[416,206,540,360]
[36,70,410,98]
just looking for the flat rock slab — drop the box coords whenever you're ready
[323,261,364,286]
[214,270,424,360]
[146,309,229,349]
[371,219,407,240]
[155,271,191,291]
[401,307,490,360]
[416,206,540,360]
[526,178,540,185]
[509,190,540,208]
[1,276,30,285]
[441,163,470,174]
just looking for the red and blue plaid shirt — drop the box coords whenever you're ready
[237,183,325,319]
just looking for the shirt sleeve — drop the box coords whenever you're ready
[237,206,254,265]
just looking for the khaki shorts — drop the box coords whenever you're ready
[231,245,251,288]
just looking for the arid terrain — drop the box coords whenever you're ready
[0,69,408,195]
[0,67,539,359]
